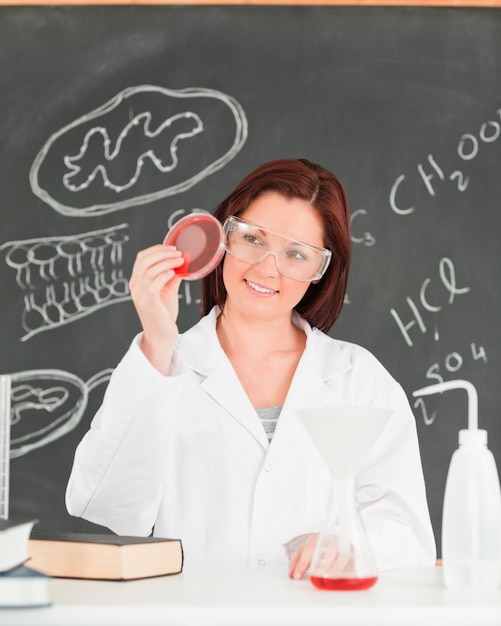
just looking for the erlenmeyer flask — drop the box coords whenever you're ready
[296,406,392,591]
[309,474,378,590]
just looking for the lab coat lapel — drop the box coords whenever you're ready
[178,309,269,450]
[265,324,352,462]
[201,357,270,449]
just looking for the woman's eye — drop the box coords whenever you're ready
[243,234,262,245]
[288,249,308,262]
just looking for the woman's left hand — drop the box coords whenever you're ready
[288,533,352,581]
[288,533,319,580]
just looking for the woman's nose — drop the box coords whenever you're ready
[255,251,280,276]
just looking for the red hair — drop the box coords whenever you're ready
[201,158,351,333]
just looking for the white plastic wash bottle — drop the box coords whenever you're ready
[413,380,501,588]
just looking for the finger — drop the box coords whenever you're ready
[288,549,301,578]
[319,540,352,579]
[288,537,317,580]
[135,245,183,270]
[326,550,346,578]
[130,246,184,291]
[288,536,312,575]
[332,547,352,575]
[132,244,183,274]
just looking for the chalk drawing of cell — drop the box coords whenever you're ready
[7,368,112,458]
[29,85,248,216]
[1,224,130,341]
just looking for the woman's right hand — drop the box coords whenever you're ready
[129,244,185,374]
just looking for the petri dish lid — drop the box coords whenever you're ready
[163,213,225,281]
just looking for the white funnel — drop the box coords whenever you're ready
[297,406,392,477]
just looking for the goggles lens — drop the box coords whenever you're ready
[223,217,332,282]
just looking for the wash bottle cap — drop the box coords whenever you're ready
[458,429,487,446]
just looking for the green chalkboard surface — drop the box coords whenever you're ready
[0,4,500,555]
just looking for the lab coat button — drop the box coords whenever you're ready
[263,465,271,472]
[258,559,266,566]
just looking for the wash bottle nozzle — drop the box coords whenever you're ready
[413,379,478,431]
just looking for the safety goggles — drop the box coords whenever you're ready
[223,216,332,282]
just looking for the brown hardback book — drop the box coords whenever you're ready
[27,531,183,580]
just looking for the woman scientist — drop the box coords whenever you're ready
[66,158,436,579]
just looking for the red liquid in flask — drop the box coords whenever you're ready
[310,576,378,591]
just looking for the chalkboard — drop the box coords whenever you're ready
[0,4,500,555]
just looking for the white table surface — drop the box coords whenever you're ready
[2,565,501,626]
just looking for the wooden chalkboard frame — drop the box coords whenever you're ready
[1,0,501,7]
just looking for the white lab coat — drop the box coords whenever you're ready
[66,307,436,570]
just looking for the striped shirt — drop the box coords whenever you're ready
[255,405,282,442]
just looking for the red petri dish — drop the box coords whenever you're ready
[163,213,225,281]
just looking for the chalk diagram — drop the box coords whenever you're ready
[4,85,248,341]
[1,85,247,458]
[29,85,248,216]
[7,368,112,458]
[1,224,131,342]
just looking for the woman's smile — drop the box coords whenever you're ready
[245,278,279,295]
